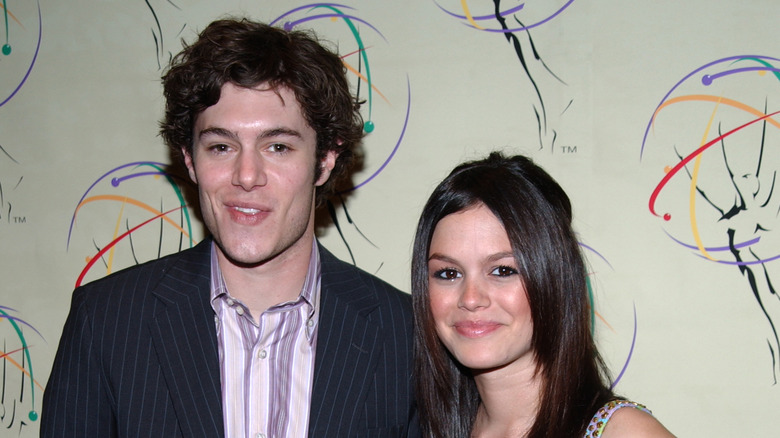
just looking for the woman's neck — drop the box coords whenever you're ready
[471,361,542,438]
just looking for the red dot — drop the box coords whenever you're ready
[663,213,671,221]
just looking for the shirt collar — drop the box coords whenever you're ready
[208,240,321,341]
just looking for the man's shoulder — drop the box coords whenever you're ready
[74,239,211,301]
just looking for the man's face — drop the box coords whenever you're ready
[185,82,336,268]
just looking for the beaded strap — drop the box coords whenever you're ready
[583,400,652,438]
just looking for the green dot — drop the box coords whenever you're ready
[363,120,375,133]
[29,410,38,422]
[2,44,11,56]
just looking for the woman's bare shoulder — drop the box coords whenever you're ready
[600,406,675,438]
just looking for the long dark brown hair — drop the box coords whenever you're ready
[412,152,614,437]
[159,18,364,205]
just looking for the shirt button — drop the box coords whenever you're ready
[258,349,267,359]
[307,319,314,327]
[235,306,245,316]
[226,298,235,306]
[256,434,265,438]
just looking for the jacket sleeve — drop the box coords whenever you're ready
[41,288,117,437]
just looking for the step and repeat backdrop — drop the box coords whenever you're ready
[1,1,779,436]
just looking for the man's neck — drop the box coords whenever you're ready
[216,236,315,319]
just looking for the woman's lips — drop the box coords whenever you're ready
[453,321,501,338]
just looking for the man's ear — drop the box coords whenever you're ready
[315,150,338,187]
[182,148,197,184]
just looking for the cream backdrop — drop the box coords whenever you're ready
[1,0,779,436]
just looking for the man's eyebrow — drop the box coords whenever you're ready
[196,127,303,141]
[197,127,237,141]
[258,127,303,140]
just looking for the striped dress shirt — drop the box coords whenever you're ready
[209,242,320,438]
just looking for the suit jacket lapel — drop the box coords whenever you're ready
[308,245,383,436]
[149,239,225,437]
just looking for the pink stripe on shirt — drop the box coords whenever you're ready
[210,241,320,438]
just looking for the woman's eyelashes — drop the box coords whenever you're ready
[491,265,518,277]
[431,267,462,281]
[430,265,518,280]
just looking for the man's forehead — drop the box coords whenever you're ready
[191,82,309,126]
[225,81,295,105]
[191,82,308,127]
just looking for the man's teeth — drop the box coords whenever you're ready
[234,207,260,214]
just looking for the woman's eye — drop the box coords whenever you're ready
[491,266,518,277]
[433,269,461,280]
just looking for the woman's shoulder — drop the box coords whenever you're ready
[585,400,675,438]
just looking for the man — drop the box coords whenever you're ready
[42,18,418,437]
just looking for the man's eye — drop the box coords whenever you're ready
[433,269,461,280]
[268,143,289,153]
[491,266,518,277]
[208,144,230,153]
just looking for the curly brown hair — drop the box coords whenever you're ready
[159,18,364,205]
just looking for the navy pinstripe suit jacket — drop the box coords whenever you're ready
[41,238,419,437]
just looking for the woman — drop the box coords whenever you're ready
[411,152,674,437]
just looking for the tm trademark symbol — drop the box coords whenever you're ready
[13,216,26,224]
[560,146,578,154]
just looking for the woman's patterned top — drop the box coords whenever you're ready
[583,400,652,437]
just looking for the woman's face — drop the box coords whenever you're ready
[427,204,535,373]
